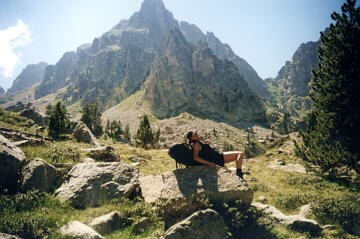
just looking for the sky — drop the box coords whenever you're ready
[0,0,345,90]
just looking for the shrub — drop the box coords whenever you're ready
[312,195,360,236]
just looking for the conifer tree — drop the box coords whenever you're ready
[298,0,360,174]
[124,124,131,142]
[135,115,159,149]
[81,103,103,137]
[46,102,70,139]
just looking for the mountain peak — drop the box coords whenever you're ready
[140,0,166,10]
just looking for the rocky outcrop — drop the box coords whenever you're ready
[139,166,253,217]
[89,211,132,235]
[58,221,104,239]
[180,21,269,99]
[8,62,47,93]
[21,158,58,192]
[164,209,228,239]
[73,122,101,147]
[5,102,26,112]
[34,51,77,99]
[19,108,45,126]
[145,29,265,123]
[252,202,322,236]
[0,135,25,192]
[0,233,22,239]
[54,162,139,208]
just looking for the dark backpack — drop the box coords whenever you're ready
[168,143,198,169]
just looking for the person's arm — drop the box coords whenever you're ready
[193,142,219,169]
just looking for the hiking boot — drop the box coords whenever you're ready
[236,169,244,179]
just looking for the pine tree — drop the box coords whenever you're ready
[298,0,360,175]
[135,115,158,149]
[81,103,103,137]
[124,124,131,142]
[46,102,70,139]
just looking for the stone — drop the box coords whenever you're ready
[21,158,58,192]
[0,135,25,192]
[73,122,101,147]
[132,217,152,235]
[299,204,312,218]
[54,162,139,208]
[258,195,268,203]
[87,146,119,162]
[267,163,306,174]
[0,232,23,239]
[140,166,253,222]
[90,211,132,235]
[252,202,322,235]
[58,221,104,239]
[164,209,227,239]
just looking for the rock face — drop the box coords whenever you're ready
[0,135,25,192]
[19,108,45,126]
[21,158,58,192]
[58,221,104,239]
[90,211,132,235]
[35,51,77,99]
[145,29,265,123]
[73,122,101,147]
[139,166,253,206]
[54,162,139,208]
[164,209,228,239]
[8,62,47,94]
[266,39,320,116]
[180,21,269,99]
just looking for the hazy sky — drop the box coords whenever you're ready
[0,0,345,90]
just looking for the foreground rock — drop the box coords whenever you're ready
[55,162,139,208]
[21,158,58,192]
[252,202,322,235]
[58,221,104,239]
[89,211,132,235]
[164,209,227,239]
[140,166,253,205]
[73,122,101,147]
[0,232,23,239]
[0,135,25,192]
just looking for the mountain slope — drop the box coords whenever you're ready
[144,29,266,123]
[8,62,48,94]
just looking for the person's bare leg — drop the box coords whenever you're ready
[236,152,244,169]
[223,151,244,178]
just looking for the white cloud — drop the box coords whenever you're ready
[0,20,32,78]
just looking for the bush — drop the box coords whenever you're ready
[312,195,360,236]
[274,192,316,212]
[0,190,70,239]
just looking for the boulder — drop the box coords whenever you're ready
[73,122,101,147]
[0,135,25,192]
[55,162,139,208]
[89,211,132,235]
[21,158,58,192]
[164,209,228,239]
[0,232,23,239]
[252,202,322,235]
[19,108,45,126]
[86,146,119,162]
[140,166,253,205]
[58,221,104,239]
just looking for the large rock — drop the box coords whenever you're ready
[19,108,45,126]
[89,211,132,235]
[55,162,139,208]
[164,209,228,239]
[0,232,23,239]
[21,158,58,192]
[73,122,101,147]
[252,202,322,235]
[140,166,253,204]
[0,135,25,192]
[85,146,120,162]
[58,221,104,239]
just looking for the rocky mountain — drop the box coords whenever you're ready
[180,21,270,99]
[8,62,48,94]
[30,0,265,123]
[145,29,265,123]
[266,39,320,116]
[0,87,4,95]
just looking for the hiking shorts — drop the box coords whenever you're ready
[208,152,225,166]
